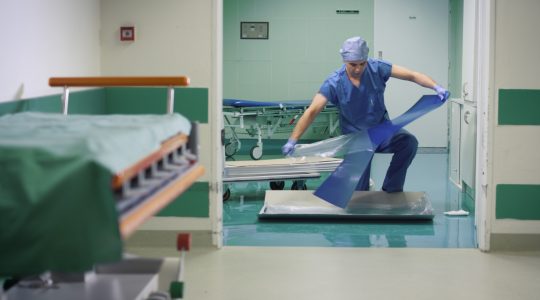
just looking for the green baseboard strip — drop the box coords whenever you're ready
[498,89,540,125]
[496,184,540,220]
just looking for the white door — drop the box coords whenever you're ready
[374,0,449,147]
[461,0,477,102]
[449,101,461,187]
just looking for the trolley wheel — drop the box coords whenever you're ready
[177,233,191,251]
[291,180,307,190]
[249,145,263,160]
[169,281,184,299]
[147,291,171,300]
[223,187,231,201]
[225,140,240,157]
[269,181,285,190]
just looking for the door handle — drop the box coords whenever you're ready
[464,110,471,125]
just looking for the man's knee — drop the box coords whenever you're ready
[396,132,418,153]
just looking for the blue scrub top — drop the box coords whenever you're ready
[319,58,392,134]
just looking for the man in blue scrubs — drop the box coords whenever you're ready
[282,36,449,192]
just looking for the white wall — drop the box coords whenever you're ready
[100,0,212,88]
[100,0,214,181]
[100,0,219,239]
[490,0,540,235]
[0,0,101,102]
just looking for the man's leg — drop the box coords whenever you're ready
[355,160,373,191]
[378,129,418,192]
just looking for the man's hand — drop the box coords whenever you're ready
[281,138,297,156]
[434,85,450,102]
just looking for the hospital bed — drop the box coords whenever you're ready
[0,76,203,299]
[223,99,339,160]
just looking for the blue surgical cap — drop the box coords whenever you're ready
[340,37,369,62]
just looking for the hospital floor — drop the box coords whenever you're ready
[125,153,540,300]
[128,246,540,300]
[223,151,476,248]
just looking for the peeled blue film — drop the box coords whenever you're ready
[292,95,445,208]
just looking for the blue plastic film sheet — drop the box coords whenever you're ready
[292,95,445,208]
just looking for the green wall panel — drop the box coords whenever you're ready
[498,89,540,125]
[496,184,540,220]
[105,87,208,123]
[224,0,374,101]
[0,89,106,116]
[157,182,209,217]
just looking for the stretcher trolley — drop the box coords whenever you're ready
[222,157,343,201]
[223,99,339,160]
[1,77,203,300]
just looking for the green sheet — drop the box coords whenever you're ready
[0,112,191,276]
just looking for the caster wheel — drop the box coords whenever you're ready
[147,291,171,300]
[291,180,307,190]
[269,181,285,190]
[223,188,231,201]
[169,281,184,299]
[249,145,263,160]
[225,140,240,157]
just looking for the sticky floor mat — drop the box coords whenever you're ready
[259,190,435,220]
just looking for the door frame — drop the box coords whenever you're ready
[474,0,493,251]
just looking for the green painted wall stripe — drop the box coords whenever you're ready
[105,87,208,123]
[496,184,540,220]
[157,182,209,217]
[498,89,540,125]
[0,89,106,116]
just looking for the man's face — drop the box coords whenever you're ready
[345,60,367,79]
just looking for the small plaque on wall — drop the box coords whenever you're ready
[241,22,269,39]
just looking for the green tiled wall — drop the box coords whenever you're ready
[496,184,540,220]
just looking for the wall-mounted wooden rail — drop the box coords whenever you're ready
[49,76,190,87]
[49,76,190,115]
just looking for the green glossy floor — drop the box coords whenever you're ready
[223,152,476,248]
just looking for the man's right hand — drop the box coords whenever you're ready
[281,138,297,156]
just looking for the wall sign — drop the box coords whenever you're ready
[241,22,269,40]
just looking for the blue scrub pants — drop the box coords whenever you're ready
[355,129,418,192]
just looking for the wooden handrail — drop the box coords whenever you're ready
[49,76,190,87]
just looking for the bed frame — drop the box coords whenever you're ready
[48,76,204,239]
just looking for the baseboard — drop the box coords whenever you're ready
[490,233,540,251]
[125,229,214,250]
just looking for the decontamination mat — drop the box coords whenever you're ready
[259,190,434,220]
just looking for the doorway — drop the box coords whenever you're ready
[220,0,480,249]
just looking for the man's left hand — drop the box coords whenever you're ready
[434,85,450,102]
